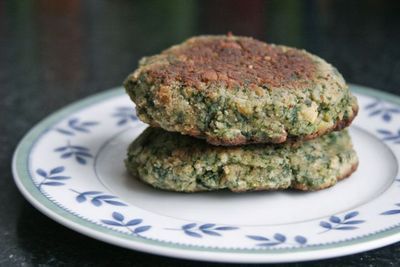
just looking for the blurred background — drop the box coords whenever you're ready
[1,0,400,266]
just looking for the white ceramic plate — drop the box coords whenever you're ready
[13,84,400,263]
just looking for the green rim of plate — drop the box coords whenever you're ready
[11,84,400,258]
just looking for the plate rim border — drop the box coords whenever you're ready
[11,83,400,263]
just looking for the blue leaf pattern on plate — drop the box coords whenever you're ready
[365,100,400,122]
[167,223,238,238]
[247,234,307,247]
[35,166,70,190]
[376,129,400,143]
[101,212,151,235]
[319,211,365,233]
[70,190,127,207]
[55,118,99,136]
[381,203,400,215]
[112,107,138,126]
[54,141,93,165]
[294,235,307,245]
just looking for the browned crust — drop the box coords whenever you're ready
[201,104,359,146]
[145,35,318,90]
[291,160,359,191]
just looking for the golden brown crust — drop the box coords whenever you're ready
[145,35,318,90]
[126,35,357,147]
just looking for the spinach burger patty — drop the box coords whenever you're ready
[124,35,358,146]
[125,128,358,192]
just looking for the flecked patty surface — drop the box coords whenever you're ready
[124,35,358,145]
[125,127,358,192]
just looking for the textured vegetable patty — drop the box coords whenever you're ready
[124,35,358,145]
[125,128,358,192]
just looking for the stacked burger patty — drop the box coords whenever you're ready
[123,35,359,192]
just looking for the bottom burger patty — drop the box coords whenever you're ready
[125,127,358,192]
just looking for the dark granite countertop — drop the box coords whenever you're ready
[1,0,400,266]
